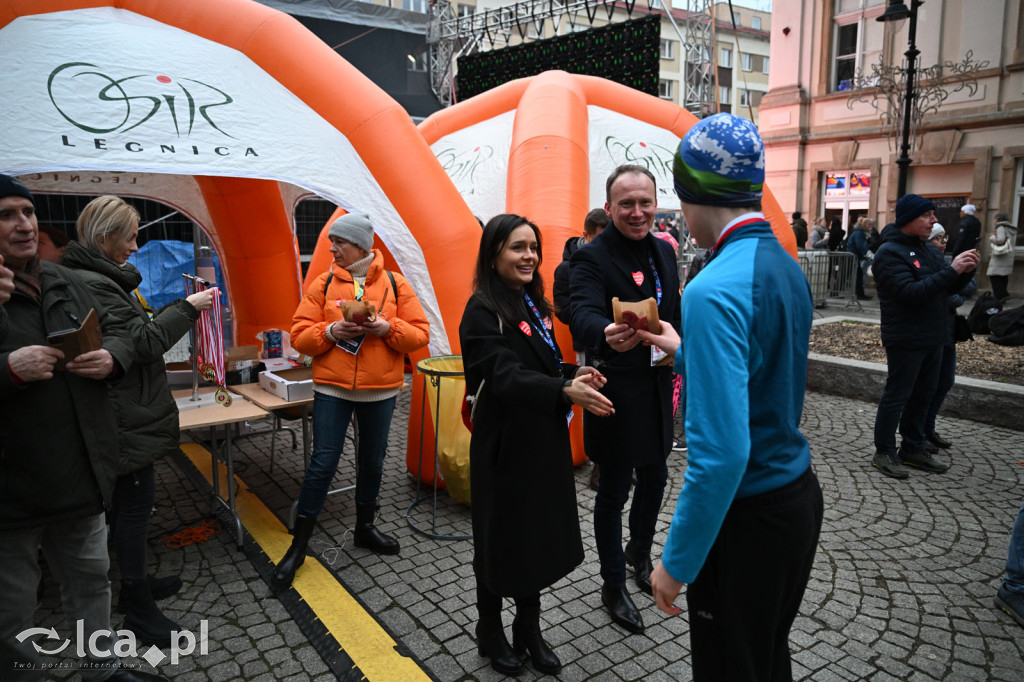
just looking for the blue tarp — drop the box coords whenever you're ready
[128,240,226,311]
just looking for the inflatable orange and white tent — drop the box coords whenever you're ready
[0,0,480,357]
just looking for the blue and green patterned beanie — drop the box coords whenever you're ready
[673,113,765,207]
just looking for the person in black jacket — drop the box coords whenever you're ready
[870,194,980,479]
[0,175,166,681]
[569,165,682,635]
[949,203,981,258]
[791,211,808,249]
[460,214,612,676]
[552,207,607,363]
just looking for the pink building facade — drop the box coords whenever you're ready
[759,0,1024,294]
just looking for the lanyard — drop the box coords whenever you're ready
[648,254,662,306]
[352,279,364,301]
[523,291,563,367]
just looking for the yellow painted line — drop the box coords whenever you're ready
[180,443,431,682]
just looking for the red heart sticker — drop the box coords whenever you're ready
[519,321,532,336]
[913,260,921,269]
[632,271,644,286]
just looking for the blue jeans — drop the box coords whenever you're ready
[594,457,669,586]
[874,345,941,454]
[0,514,119,680]
[296,393,397,516]
[111,465,156,583]
[1005,498,1024,594]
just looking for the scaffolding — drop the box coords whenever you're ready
[427,0,715,114]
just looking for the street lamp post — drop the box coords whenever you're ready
[877,0,922,200]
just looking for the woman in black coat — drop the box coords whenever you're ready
[459,214,613,676]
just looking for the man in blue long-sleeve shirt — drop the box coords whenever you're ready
[638,114,823,681]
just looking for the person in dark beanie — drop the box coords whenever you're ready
[637,113,823,682]
[0,175,166,680]
[869,194,980,479]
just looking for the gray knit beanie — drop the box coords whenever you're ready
[328,213,374,253]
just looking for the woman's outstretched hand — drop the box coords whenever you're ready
[564,368,614,417]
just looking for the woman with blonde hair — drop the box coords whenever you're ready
[62,195,214,646]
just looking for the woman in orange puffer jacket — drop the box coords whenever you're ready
[271,213,429,591]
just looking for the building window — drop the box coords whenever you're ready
[403,0,428,12]
[408,52,428,72]
[732,11,741,26]
[739,89,751,107]
[720,48,732,68]
[762,56,770,74]
[752,16,761,30]
[719,85,731,105]
[832,2,884,92]
[660,39,675,60]
[659,80,675,100]
[458,4,475,17]
[741,53,753,71]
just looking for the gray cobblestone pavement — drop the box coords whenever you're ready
[35,368,1024,680]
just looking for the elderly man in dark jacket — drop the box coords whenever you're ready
[0,175,164,681]
[870,194,980,479]
[570,165,681,635]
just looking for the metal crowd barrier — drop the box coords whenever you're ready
[798,250,861,311]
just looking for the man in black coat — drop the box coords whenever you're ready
[949,203,981,258]
[791,211,808,249]
[871,194,979,479]
[569,165,682,635]
[0,175,165,681]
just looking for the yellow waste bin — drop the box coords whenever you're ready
[417,355,472,507]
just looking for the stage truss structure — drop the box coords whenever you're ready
[427,0,715,116]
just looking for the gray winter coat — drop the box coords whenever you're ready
[62,241,199,475]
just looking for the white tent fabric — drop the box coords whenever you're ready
[0,7,450,355]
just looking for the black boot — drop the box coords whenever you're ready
[148,574,183,601]
[118,575,182,613]
[476,617,524,676]
[512,603,561,675]
[624,540,654,596]
[120,579,181,648]
[270,514,316,591]
[353,503,400,555]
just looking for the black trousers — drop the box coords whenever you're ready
[873,344,942,454]
[687,469,823,682]
[991,275,1009,302]
[594,457,668,585]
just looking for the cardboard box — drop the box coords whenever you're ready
[226,345,259,370]
[258,367,314,401]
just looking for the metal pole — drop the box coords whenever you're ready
[895,0,920,199]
